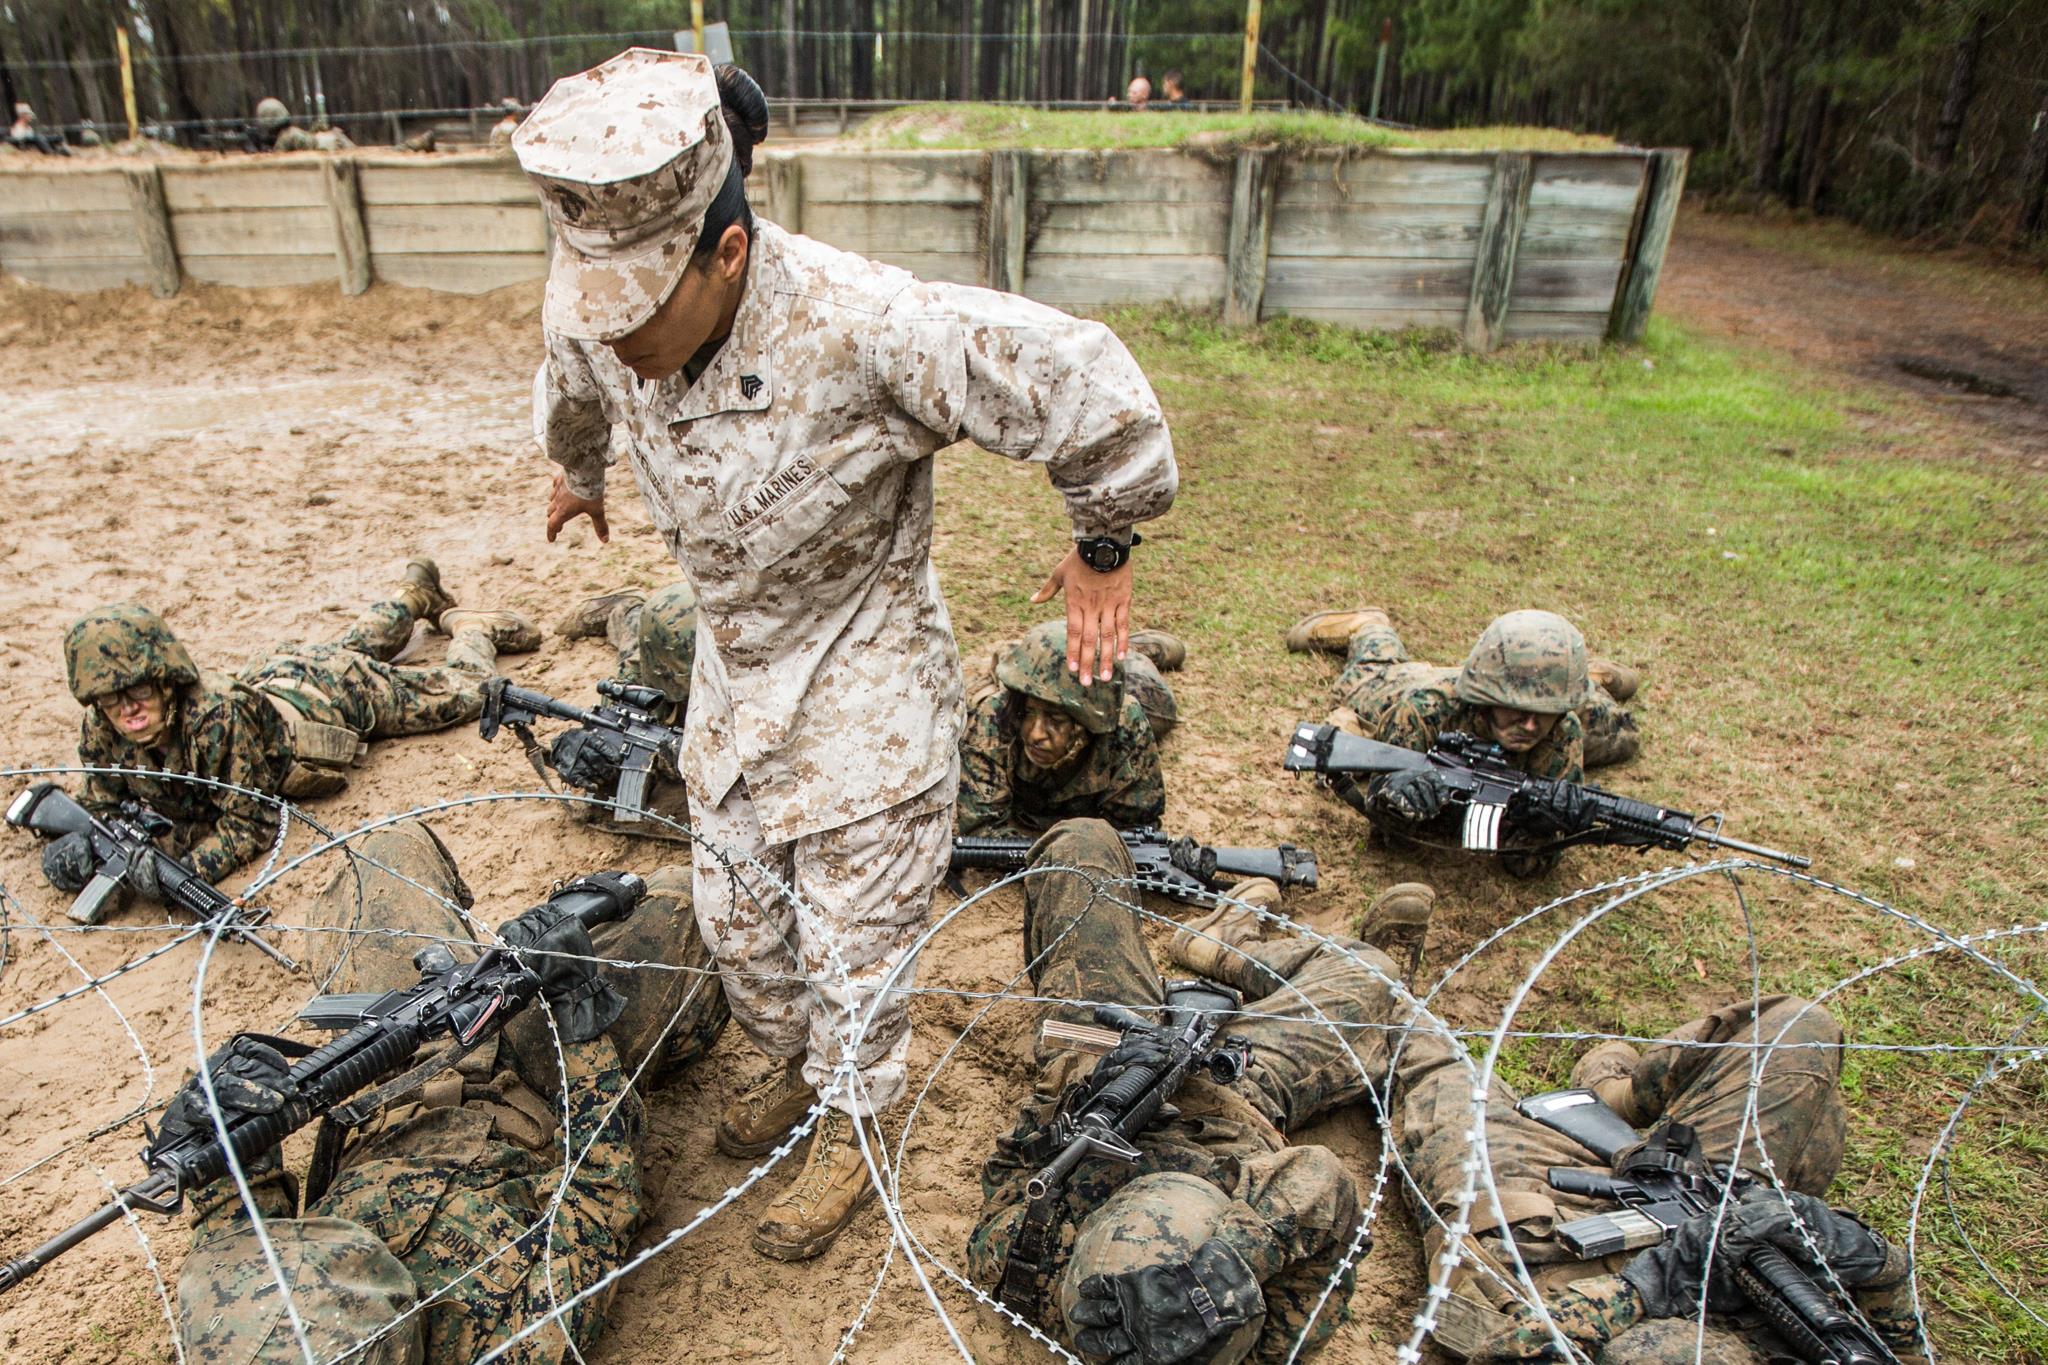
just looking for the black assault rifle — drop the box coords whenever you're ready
[0,870,643,1294]
[951,827,1318,905]
[1283,723,1810,869]
[479,678,686,836]
[999,981,1264,1313]
[1519,1089,1898,1365]
[5,783,297,972]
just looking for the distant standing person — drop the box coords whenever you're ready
[518,51,1177,1261]
[1161,70,1191,107]
[1118,75,1152,110]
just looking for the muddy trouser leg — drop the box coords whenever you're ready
[249,644,484,740]
[336,597,421,662]
[301,818,479,994]
[338,593,491,731]
[1331,622,1411,714]
[1020,818,1166,1079]
[1578,687,1640,768]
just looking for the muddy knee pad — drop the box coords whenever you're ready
[307,820,476,991]
[1597,1318,1755,1365]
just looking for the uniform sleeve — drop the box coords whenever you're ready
[956,692,1018,836]
[533,331,616,503]
[179,694,284,884]
[1851,1244,1932,1365]
[1094,720,1166,831]
[76,714,129,818]
[877,282,1177,538]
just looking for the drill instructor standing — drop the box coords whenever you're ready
[515,52,1177,1260]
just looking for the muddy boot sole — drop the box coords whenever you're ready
[751,1183,877,1262]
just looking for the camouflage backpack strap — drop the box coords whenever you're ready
[998,1188,1066,1323]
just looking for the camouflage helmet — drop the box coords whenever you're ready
[994,622,1124,736]
[1057,1173,1261,1365]
[634,582,699,707]
[63,604,199,705]
[1455,610,1590,715]
[175,1216,423,1365]
[255,97,292,132]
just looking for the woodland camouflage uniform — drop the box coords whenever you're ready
[176,819,729,1364]
[967,819,1428,1362]
[956,622,1172,836]
[1395,994,1924,1363]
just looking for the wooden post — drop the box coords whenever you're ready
[1239,0,1263,114]
[1222,147,1279,326]
[122,166,179,298]
[1462,151,1533,351]
[1607,148,1689,344]
[984,149,1028,294]
[764,153,804,234]
[691,0,706,55]
[115,27,140,143]
[322,157,371,295]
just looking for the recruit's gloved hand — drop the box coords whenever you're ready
[550,728,627,793]
[497,899,627,1044]
[1070,1238,1264,1365]
[1083,1021,1176,1099]
[155,1036,300,1153]
[1371,767,1450,823]
[40,831,97,892]
[1471,1279,1634,1361]
[122,845,168,902]
[1512,781,1595,837]
[1621,1185,1889,1320]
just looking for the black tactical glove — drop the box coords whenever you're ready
[1370,767,1450,824]
[497,899,627,1045]
[1084,1022,1176,1099]
[550,728,627,793]
[41,831,97,892]
[1621,1186,1889,1320]
[123,845,168,902]
[155,1036,300,1152]
[1070,1238,1264,1365]
[1512,781,1595,838]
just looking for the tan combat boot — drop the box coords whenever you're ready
[1588,657,1641,703]
[395,556,458,625]
[1284,607,1390,655]
[1169,899,1270,982]
[1355,882,1436,980]
[752,1107,877,1261]
[1128,628,1187,673]
[556,589,646,641]
[438,608,542,655]
[1570,1041,1645,1125]
[717,1057,818,1158]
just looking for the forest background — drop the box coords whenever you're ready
[4,0,2047,247]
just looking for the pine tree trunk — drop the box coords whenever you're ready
[1930,8,1986,174]
[2019,88,2048,238]
[1800,93,1834,209]
[1752,0,1801,193]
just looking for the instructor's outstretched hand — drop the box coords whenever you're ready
[1031,548,1132,687]
[546,470,610,544]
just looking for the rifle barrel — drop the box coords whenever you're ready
[0,1173,173,1293]
[1688,826,1811,869]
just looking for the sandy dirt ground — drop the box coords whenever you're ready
[0,206,2031,1363]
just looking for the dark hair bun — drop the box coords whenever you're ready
[714,64,770,177]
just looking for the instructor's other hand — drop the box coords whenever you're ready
[1031,548,1131,687]
[546,471,610,544]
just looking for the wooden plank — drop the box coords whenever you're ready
[1223,147,1279,327]
[1032,200,1230,254]
[1260,302,1464,332]
[1608,148,1689,342]
[170,206,333,257]
[863,251,980,285]
[800,152,984,205]
[161,164,325,211]
[1277,155,1494,207]
[2,257,151,290]
[761,154,803,234]
[361,203,548,255]
[0,213,145,261]
[1504,310,1609,342]
[1507,258,1625,311]
[1463,152,1534,351]
[0,171,131,213]
[801,201,980,255]
[356,160,537,206]
[372,251,550,293]
[178,253,339,287]
[1528,154,1646,215]
[1267,202,1484,258]
[1262,257,1474,311]
[124,166,180,298]
[983,149,1026,294]
[1031,151,1232,205]
[1515,214,1632,261]
[1024,253,1227,307]
[323,158,370,296]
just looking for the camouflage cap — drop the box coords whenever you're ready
[513,48,732,343]
[994,622,1125,735]
[63,603,200,704]
[1455,609,1591,715]
[176,1216,422,1365]
[1057,1173,1261,1365]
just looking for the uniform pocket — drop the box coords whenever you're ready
[727,457,852,571]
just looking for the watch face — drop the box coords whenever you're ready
[1084,543,1116,570]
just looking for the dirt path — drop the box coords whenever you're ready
[1659,209,2048,466]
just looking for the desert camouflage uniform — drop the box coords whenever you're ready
[177,819,728,1364]
[530,217,1176,1113]
[1395,995,1924,1363]
[957,627,1171,837]
[967,819,1438,1361]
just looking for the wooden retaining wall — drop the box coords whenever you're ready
[0,145,1688,345]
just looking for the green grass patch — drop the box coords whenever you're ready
[859,103,1617,153]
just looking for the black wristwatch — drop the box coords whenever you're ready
[1075,531,1142,573]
